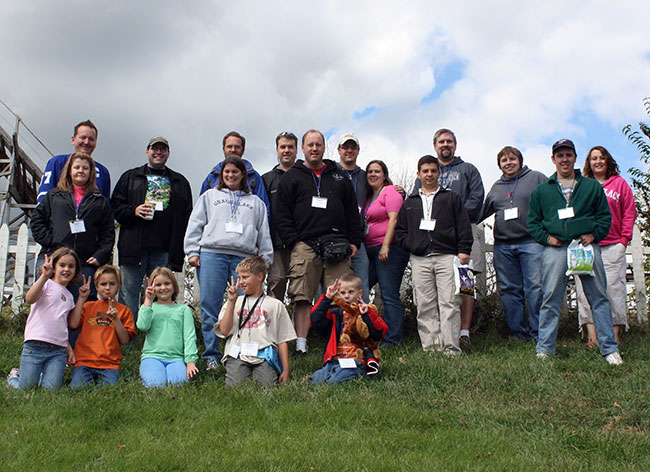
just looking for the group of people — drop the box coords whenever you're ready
[6,119,636,390]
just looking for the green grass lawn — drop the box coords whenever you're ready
[1,326,649,471]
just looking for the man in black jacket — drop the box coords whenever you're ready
[262,131,298,301]
[276,129,362,355]
[111,136,193,320]
[395,155,472,355]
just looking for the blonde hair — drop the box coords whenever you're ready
[236,256,267,276]
[94,265,122,288]
[149,267,179,301]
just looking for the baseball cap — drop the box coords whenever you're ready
[337,133,360,147]
[148,136,169,148]
[552,139,575,153]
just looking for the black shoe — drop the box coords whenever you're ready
[459,335,472,351]
[293,350,307,358]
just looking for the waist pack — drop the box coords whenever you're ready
[313,234,351,263]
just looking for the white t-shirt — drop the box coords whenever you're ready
[215,295,296,365]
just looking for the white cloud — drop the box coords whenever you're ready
[1,0,649,195]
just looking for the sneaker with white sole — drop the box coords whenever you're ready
[6,368,20,380]
[605,351,623,365]
[536,352,550,360]
[206,359,220,371]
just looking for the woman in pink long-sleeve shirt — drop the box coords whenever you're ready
[576,146,637,345]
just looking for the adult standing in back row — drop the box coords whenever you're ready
[575,146,636,346]
[527,139,622,365]
[479,146,546,341]
[111,136,193,321]
[276,130,362,356]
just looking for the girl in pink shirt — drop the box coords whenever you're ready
[7,247,81,389]
[576,146,637,345]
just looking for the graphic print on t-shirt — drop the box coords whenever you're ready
[88,310,115,327]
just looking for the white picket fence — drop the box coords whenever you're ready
[1,223,649,322]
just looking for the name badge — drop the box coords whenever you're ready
[69,219,86,234]
[558,207,574,220]
[240,342,259,357]
[225,221,243,234]
[419,219,436,231]
[338,358,357,369]
[152,201,163,211]
[312,196,328,209]
[504,207,519,221]
[229,344,241,358]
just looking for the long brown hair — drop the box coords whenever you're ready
[364,159,393,198]
[583,146,620,179]
[57,152,98,193]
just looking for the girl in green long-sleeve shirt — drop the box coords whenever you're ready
[137,267,199,387]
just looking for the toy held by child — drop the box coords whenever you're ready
[68,265,136,387]
[6,249,81,389]
[215,256,296,386]
[310,273,388,384]
[137,267,199,388]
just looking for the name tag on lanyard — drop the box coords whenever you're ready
[69,219,86,234]
[419,219,436,231]
[504,207,519,221]
[225,221,243,233]
[240,342,259,357]
[338,358,357,369]
[312,196,328,209]
[558,207,574,219]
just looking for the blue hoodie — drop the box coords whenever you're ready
[199,158,270,218]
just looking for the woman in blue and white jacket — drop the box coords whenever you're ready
[184,156,272,371]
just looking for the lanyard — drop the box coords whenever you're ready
[344,168,358,193]
[364,186,384,220]
[146,166,166,178]
[557,179,576,206]
[237,295,264,336]
[311,172,322,197]
[228,189,242,220]
[503,175,519,207]
[420,190,436,219]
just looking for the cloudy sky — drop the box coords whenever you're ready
[2,1,650,197]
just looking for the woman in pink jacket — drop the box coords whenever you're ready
[576,146,637,346]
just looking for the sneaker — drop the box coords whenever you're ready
[605,351,623,365]
[459,335,472,351]
[206,359,220,371]
[536,352,550,360]
[6,368,20,380]
[293,349,307,358]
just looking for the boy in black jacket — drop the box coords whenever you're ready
[395,155,472,355]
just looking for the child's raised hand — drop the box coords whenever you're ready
[106,298,117,320]
[186,361,198,379]
[143,276,155,305]
[226,276,239,302]
[358,295,368,314]
[325,279,340,299]
[41,254,53,278]
[78,274,92,300]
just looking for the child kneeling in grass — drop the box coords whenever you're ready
[68,265,136,387]
[137,267,199,388]
[6,249,79,389]
[215,256,296,386]
[310,273,388,384]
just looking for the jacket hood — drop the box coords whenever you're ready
[440,156,464,168]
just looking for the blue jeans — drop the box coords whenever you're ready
[140,358,188,387]
[70,366,120,388]
[311,359,366,384]
[120,249,170,323]
[197,252,244,361]
[7,340,67,389]
[537,244,618,356]
[351,243,370,302]
[493,242,543,340]
[366,243,409,344]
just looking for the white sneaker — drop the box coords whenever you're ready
[536,352,550,360]
[605,351,623,365]
[6,368,20,380]
[206,359,220,371]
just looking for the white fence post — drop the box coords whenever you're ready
[631,225,647,323]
